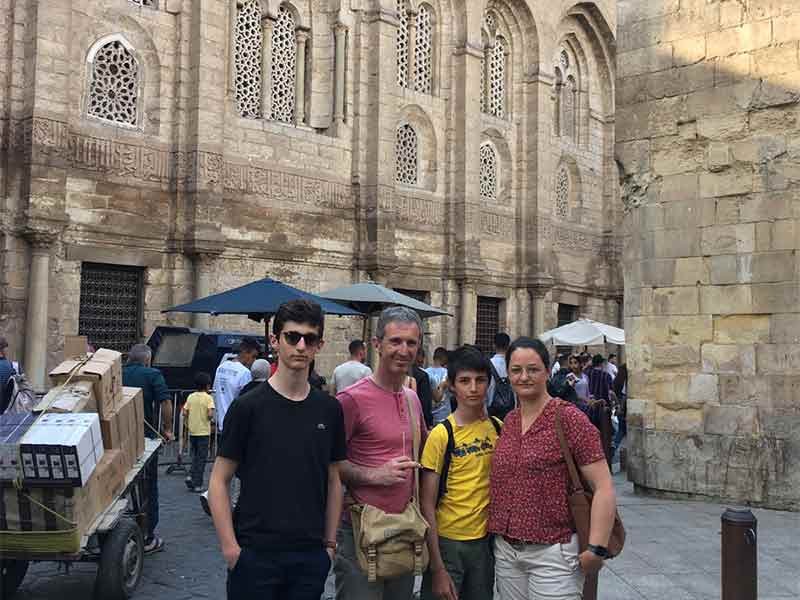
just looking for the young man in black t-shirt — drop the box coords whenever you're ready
[208,299,346,600]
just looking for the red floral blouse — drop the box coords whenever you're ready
[488,398,605,544]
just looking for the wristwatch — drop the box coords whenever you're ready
[587,544,610,559]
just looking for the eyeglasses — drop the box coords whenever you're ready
[509,366,544,378]
[282,331,321,347]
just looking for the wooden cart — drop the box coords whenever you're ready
[1,439,161,600]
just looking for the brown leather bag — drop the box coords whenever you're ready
[554,403,626,557]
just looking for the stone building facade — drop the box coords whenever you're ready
[1,0,619,386]
[618,0,800,509]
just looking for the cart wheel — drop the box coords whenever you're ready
[1,559,29,599]
[94,518,144,600]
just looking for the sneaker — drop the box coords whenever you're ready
[199,491,211,516]
[184,477,193,490]
[144,536,165,554]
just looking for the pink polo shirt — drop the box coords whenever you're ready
[337,377,428,515]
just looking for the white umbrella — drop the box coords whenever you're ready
[539,318,625,346]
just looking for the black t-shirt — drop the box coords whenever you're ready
[219,382,346,552]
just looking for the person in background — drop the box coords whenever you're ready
[486,333,510,409]
[605,354,618,381]
[123,343,174,554]
[240,358,270,396]
[420,346,499,600]
[611,363,628,457]
[489,338,617,600]
[331,339,372,394]
[413,347,434,427]
[182,372,215,492]
[308,360,327,392]
[550,353,565,378]
[426,347,452,425]
[0,336,16,413]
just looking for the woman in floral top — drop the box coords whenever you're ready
[489,337,617,599]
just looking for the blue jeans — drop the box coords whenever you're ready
[227,547,331,600]
[189,435,209,488]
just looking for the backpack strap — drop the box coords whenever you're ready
[436,419,455,506]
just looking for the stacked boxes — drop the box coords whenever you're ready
[49,349,123,419]
[101,387,145,471]
[0,413,37,481]
[34,382,96,414]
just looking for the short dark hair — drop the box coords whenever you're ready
[609,353,617,361]
[348,339,365,355]
[506,337,550,371]
[433,346,448,363]
[194,372,212,389]
[447,345,492,383]
[272,299,325,339]
[494,332,511,350]
[238,336,261,354]
[592,354,605,367]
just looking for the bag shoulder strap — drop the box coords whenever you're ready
[554,402,584,493]
[436,419,455,505]
[404,389,422,503]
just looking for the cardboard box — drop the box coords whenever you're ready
[1,449,128,534]
[20,413,104,486]
[0,413,37,481]
[64,335,89,360]
[49,349,123,419]
[34,381,97,414]
[123,387,145,464]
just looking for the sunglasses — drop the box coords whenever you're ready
[281,331,321,347]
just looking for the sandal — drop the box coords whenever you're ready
[144,536,165,554]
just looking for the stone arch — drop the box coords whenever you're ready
[78,12,162,135]
[85,34,142,128]
[482,127,512,203]
[398,104,438,191]
[265,0,309,29]
[554,155,583,223]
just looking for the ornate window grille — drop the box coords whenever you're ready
[555,165,570,219]
[480,144,497,200]
[476,296,501,355]
[128,0,156,6]
[87,40,140,126]
[489,37,506,118]
[395,124,418,185]
[480,52,486,113]
[396,0,409,87]
[234,0,263,119]
[78,263,144,354]
[270,6,297,123]
[563,76,576,140]
[414,5,433,94]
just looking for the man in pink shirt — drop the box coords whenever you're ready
[335,306,428,600]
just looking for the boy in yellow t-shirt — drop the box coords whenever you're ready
[420,345,500,600]
[182,372,215,492]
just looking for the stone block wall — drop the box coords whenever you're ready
[618,0,800,509]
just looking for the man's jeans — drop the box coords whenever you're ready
[189,435,209,488]
[334,521,415,600]
[227,547,331,600]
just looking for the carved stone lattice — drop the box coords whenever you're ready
[480,144,497,200]
[480,53,486,113]
[396,0,409,87]
[414,5,433,94]
[489,37,505,118]
[270,6,297,123]
[563,76,576,140]
[560,49,570,70]
[555,165,570,219]
[128,0,156,6]
[395,124,418,185]
[234,0,263,119]
[87,41,139,126]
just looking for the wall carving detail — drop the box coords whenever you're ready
[380,190,445,227]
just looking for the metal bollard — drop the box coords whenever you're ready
[721,508,757,600]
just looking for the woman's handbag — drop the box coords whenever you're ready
[555,403,626,558]
[349,390,430,582]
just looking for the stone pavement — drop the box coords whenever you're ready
[13,461,799,599]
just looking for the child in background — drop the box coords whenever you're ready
[182,372,215,492]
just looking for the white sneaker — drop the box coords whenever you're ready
[199,490,211,516]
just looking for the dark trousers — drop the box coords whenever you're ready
[189,435,209,488]
[227,547,331,600]
[144,446,159,540]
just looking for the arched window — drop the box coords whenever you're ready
[270,6,297,123]
[87,38,140,126]
[395,124,418,185]
[396,0,409,87]
[234,0,263,119]
[556,47,579,141]
[414,5,433,94]
[555,164,570,219]
[489,37,506,118]
[480,144,497,200]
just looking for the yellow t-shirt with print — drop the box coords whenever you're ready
[183,391,214,436]
[420,414,499,541]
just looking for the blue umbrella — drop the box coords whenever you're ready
[162,277,363,321]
